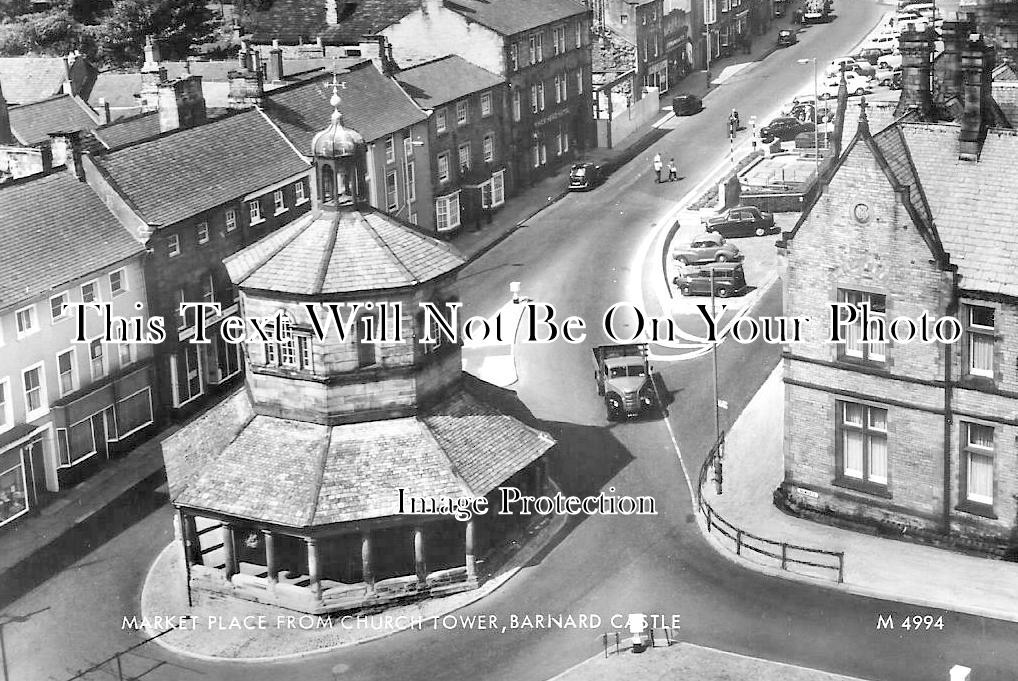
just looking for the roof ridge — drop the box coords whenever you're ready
[306,422,334,526]
[418,403,477,497]
[313,212,343,295]
[362,212,419,283]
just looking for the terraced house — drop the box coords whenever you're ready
[85,109,311,417]
[381,0,594,187]
[0,165,155,528]
[779,34,1018,555]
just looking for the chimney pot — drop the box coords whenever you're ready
[97,97,111,125]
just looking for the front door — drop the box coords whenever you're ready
[92,412,108,460]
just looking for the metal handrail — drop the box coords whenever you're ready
[696,436,845,583]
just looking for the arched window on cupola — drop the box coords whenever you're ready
[321,163,335,203]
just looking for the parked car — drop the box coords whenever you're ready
[761,116,816,142]
[703,206,777,237]
[826,57,875,78]
[855,47,885,65]
[874,65,901,86]
[890,69,903,90]
[878,53,902,70]
[861,34,898,54]
[568,162,604,191]
[802,9,831,24]
[790,102,834,123]
[674,263,747,298]
[672,93,703,116]
[820,72,873,98]
[672,233,742,265]
[777,29,797,46]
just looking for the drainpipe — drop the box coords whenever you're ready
[942,273,957,535]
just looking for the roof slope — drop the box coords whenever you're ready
[8,94,99,145]
[443,0,587,35]
[0,57,68,104]
[396,55,502,107]
[0,170,143,311]
[246,0,421,44]
[93,109,308,225]
[899,124,1018,295]
[91,112,162,150]
[226,206,465,295]
[172,386,555,526]
[262,63,425,147]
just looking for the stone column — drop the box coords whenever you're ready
[263,531,278,584]
[361,532,374,588]
[222,523,238,578]
[306,538,322,597]
[414,526,426,583]
[465,519,477,580]
[181,512,201,566]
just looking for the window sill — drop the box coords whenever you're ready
[274,209,287,216]
[955,500,997,519]
[16,329,40,341]
[198,239,209,246]
[111,290,127,297]
[250,218,265,226]
[295,198,309,206]
[960,374,995,390]
[169,252,181,258]
[25,408,50,423]
[832,476,892,499]
[51,316,69,325]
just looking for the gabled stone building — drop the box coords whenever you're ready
[778,33,1018,555]
[161,88,555,614]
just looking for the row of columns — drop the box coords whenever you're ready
[181,516,480,594]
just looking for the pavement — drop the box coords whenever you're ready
[701,363,1018,623]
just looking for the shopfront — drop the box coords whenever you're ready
[0,426,46,530]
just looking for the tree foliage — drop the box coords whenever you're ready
[0,0,218,66]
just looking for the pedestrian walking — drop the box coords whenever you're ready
[668,158,678,181]
[653,153,663,183]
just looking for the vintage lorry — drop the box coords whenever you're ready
[591,343,656,419]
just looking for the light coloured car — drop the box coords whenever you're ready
[878,53,902,70]
[672,233,743,265]
[874,64,900,86]
[861,34,898,55]
[821,72,873,97]
[825,57,876,78]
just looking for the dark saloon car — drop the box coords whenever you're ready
[568,162,604,191]
[703,206,777,237]
[673,263,747,298]
[760,116,815,142]
[777,29,797,46]
[672,93,703,116]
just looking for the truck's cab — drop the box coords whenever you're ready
[592,344,655,420]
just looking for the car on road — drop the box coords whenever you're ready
[820,72,873,97]
[854,47,885,65]
[777,29,797,46]
[860,34,898,54]
[703,206,777,237]
[760,116,816,142]
[568,162,604,191]
[878,54,902,70]
[672,93,703,116]
[672,233,742,265]
[674,263,747,298]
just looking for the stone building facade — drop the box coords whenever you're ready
[778,34,1018,554]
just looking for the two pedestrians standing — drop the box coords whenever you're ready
[653,153,679,183]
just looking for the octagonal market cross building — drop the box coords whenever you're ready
[161,88,555,615]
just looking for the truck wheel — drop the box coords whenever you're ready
[715,253,728,263]
[605,394,622,421]
[717,285,732,298]
[755,227,765,236]
[680,286,691,297]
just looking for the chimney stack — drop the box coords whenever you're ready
[268,39,284,82]
[895,23,935,120]
[141,35,167,113]
[49,131,85,181]
[228,67,264,108]
[97,97,111,125]
[938,14,977,104]
[959,33,993,161]
[0,79,13,145]
[158,76,208,133]
[37,140,53,173]
[326,0,339,24]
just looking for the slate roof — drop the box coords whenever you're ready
[262,62,426,147]
[226,205,465,295]
[0,170,143,311]
[7,94,99,145]
[896,124,1018,296]
[172,386,555,526]
[395,55,503,108]
[92,109,308,226]
[245,0,421,44]
[0,57,69,104]
[441,0,587,36]
[90,112,163,150]
[992,82,1018,128]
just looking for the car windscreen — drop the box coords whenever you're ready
[572,167,586,177]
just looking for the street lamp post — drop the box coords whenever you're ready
[797,57,820,175]
[705,0,713,87]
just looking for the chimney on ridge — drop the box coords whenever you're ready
[158,76,208,133]
[938,14,977,104]
[958,33,993,161]
[895,23,935,120]
[268,39,284,82]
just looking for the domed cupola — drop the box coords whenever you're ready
[310,78,367,208]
